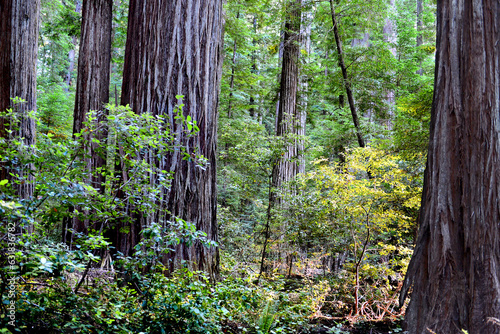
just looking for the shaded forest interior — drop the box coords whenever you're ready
[1,0,499,333]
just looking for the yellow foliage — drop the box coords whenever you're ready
[285,146,422,281]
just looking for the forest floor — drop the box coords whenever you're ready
[305,318,404,333]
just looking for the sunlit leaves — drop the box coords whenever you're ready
[285,146,422,257]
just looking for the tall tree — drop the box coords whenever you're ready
[66,0,112,240]
[416,0,423,75]
[119,0,223,278]
[299,2,312,174]
[272,0,303,191]
[64,0,82,90]
[0,0,40,199]
[400,1,500,333]
[382,0,396,129]
[260,0,302,279]
[329,0,365,148]
[73,0,112,135]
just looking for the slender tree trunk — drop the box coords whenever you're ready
[416,0,423,76]
[400,1,500,333]
[120,0,223,279]
[0,0,40,201]
[65,1,82,90]
[65,36,77,90]
[227,11,239,119]
[351,32,369,48]
[249,15,257,118]
[329,0,365,148]
[110,0,124,104]
[298,5,312,175]
[258,174,274,281]
[383,0,396,129]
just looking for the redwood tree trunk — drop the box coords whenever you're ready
[71,0,112,236]
[400,1,500,333]
[272,0,302,192]
[261,0,302,278]
[0,0,40,199]
[73,0,112,135]
[120,0,223,278]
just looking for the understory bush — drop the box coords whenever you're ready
[2,262,327,334]
[0,104,321,334]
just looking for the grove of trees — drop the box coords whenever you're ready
[0,0,498,333]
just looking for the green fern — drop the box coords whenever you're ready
[257,299,276,334]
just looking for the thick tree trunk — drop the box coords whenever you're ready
[120,0,223,278]
[70,0,112,236]
[400,1,500,333]
[330,0,365,148]
[73,0,112,135]
[0,0,40,200]
[0,1,11,165]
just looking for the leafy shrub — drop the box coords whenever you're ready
[0,102,220,333]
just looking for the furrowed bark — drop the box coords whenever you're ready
[0,0,40,201]
[120,0,223,279]
[272,0,303,193]
[70,0,112,237]
[264,0,302,276]
[401,1,500,332]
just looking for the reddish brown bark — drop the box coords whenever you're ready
[0,0,40,199]
[73,0,112,135]
[119,0,223,278]
[261,0,302,279]
[400,1,500,333]
[69,0,112,238]
[0,1,12,158]
[272,0,303,191]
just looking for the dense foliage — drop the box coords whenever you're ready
[1,0,436,332]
